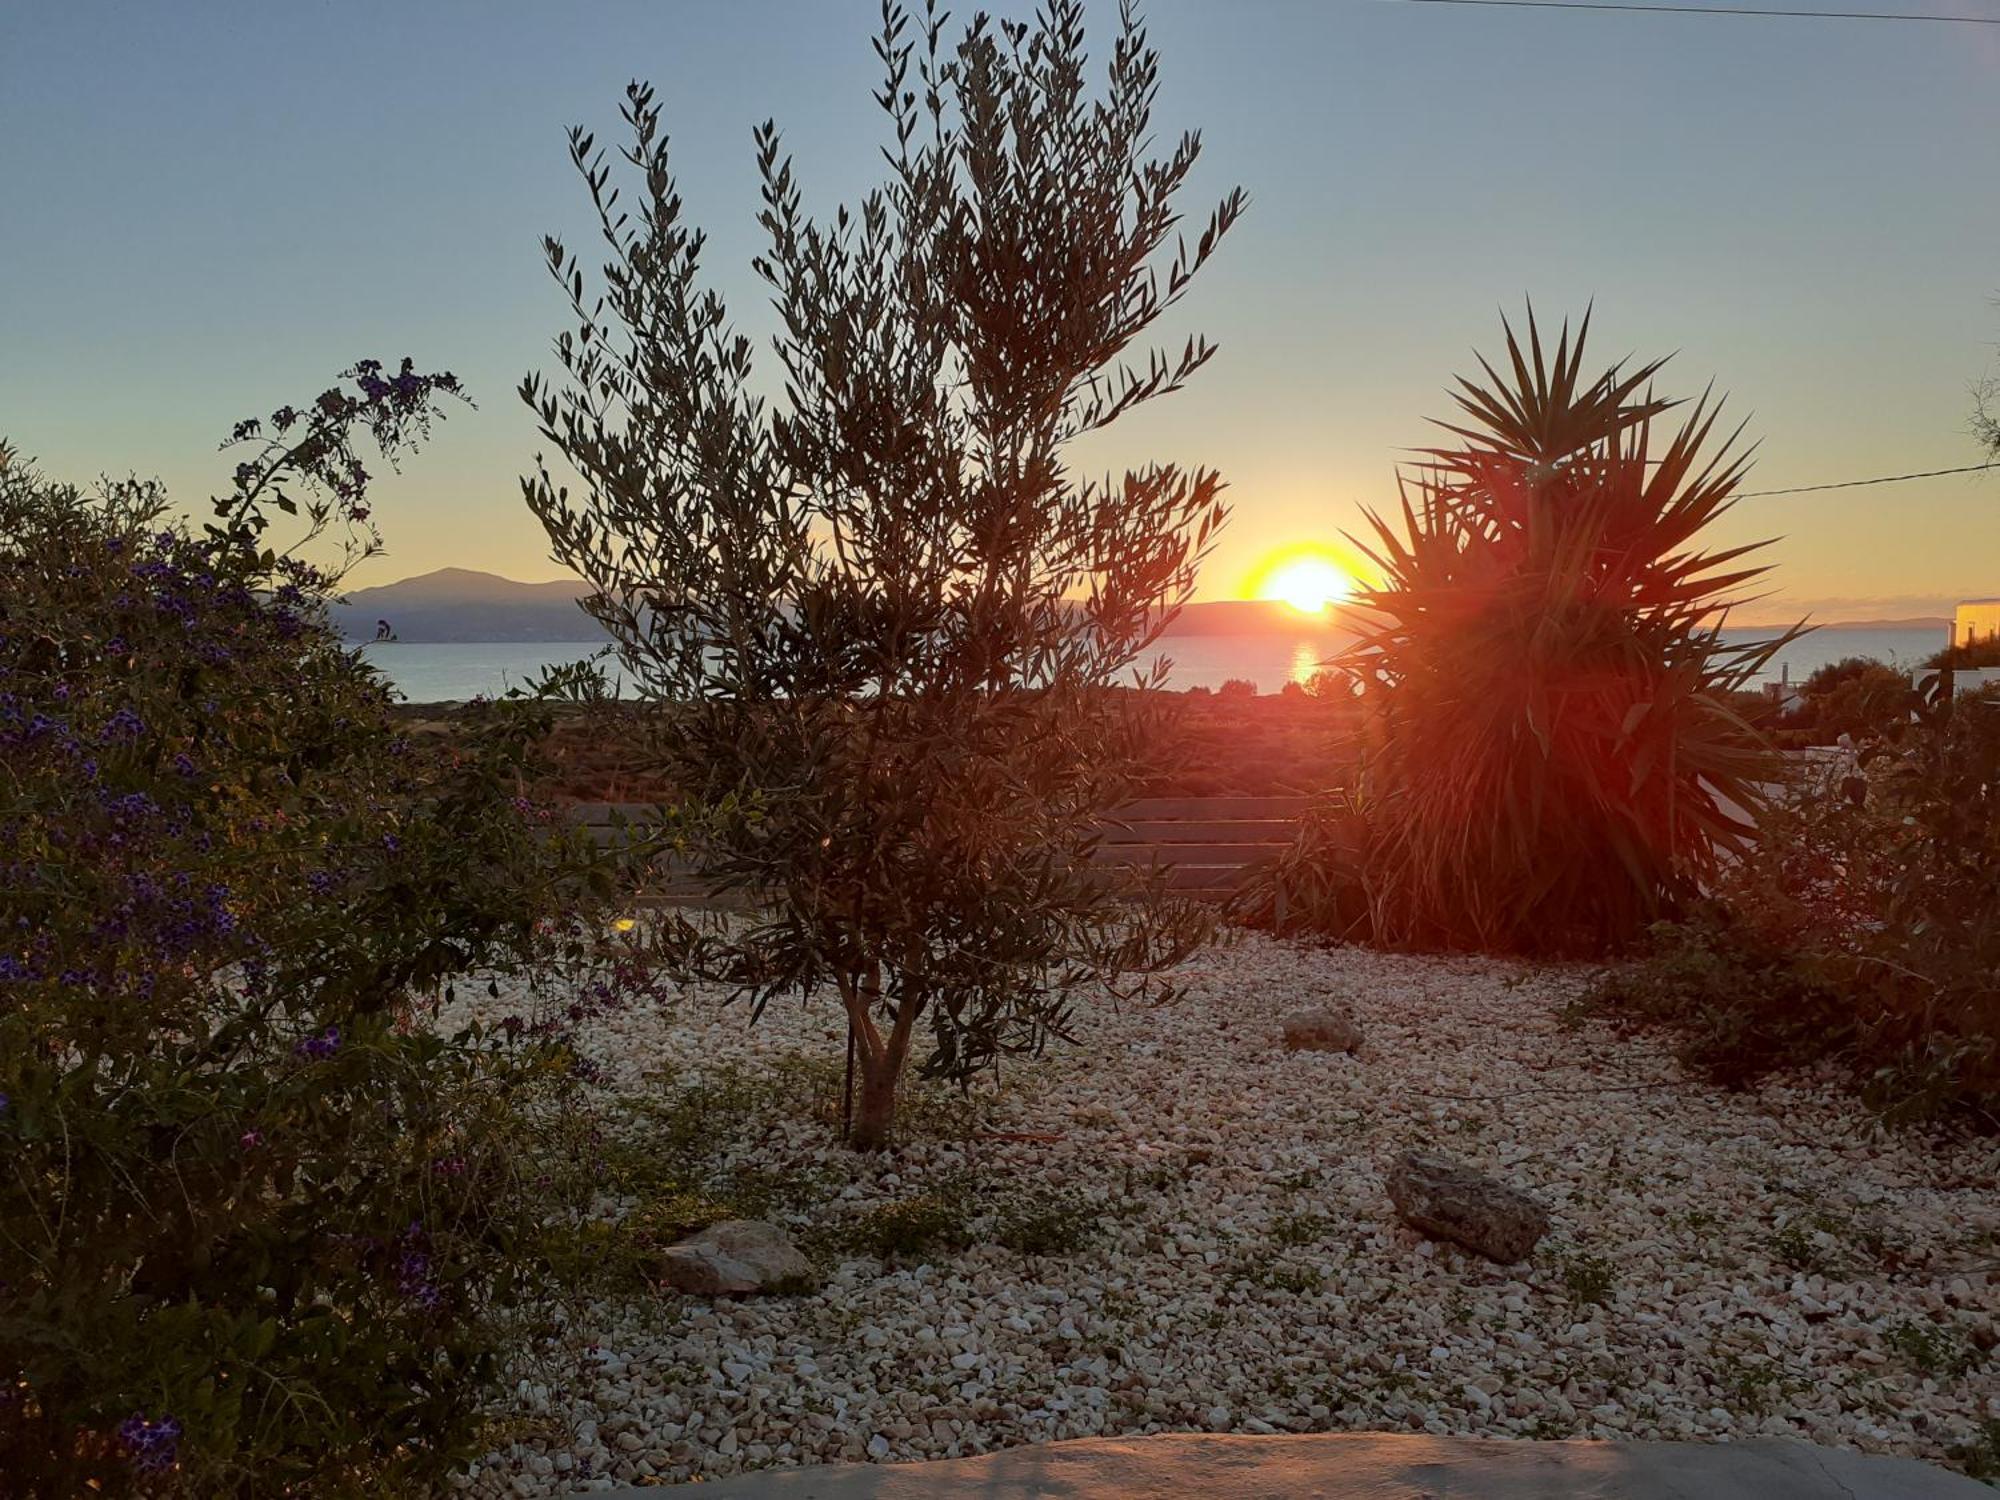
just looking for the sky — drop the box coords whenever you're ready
[3,0,1997,621]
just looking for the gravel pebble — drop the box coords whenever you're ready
[441,934,2000,1495]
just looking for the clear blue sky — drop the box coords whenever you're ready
[3,0,1996,617]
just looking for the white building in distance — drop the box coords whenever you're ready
[1954,599,2000,649]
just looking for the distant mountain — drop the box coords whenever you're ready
[1730,616,1950,633]
[1163,599,1355,636]
[337,570,1364,643]
[333,568,600,643]
[339,570,1953,645]
[1809,616,1951,632]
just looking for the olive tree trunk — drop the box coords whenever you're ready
[842,964,918,1151]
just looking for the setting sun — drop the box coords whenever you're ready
[1255,551,1352,615]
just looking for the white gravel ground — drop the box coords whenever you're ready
[442,934,2000,1495]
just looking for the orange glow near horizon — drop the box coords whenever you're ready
[1250,546,1354,616]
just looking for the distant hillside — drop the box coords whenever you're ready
[1810,616,1951,632]
[339,570,1951,645]
[333,569,600,643]
[1730,616,1951,633]
[337,571,1363,643]
[1163,599,1354,636]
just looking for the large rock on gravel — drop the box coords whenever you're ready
[656,1219,816,1296]
[1281,1008,1363,1054]
[593,1433,1992,1498]
[1386,1151,1548,1264]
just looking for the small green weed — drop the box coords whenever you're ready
[1950,1418,2000,1481]
[1560,1251,1616,1307]
[824,1186,976,1259]
[1765,1220,1838,1275]
[1886,1317,1984,1379]
[1271,1209,1332,1248]
[1715,1353,1793,1413]
[993,1187,1098,1256]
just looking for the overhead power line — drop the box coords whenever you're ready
[1392,0,1999,22]
[1738,461,1995,498]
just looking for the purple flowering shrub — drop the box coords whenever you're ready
[0,372,620,1494]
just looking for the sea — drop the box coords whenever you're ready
[360,626,1951,705]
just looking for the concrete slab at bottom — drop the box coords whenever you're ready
[590,1432,1988,1498]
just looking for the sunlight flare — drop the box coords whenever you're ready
[1252,548,1353,616]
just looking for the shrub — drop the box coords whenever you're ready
[1218,677,1258,699]
[1930,637,2000,672]
[521,1,1238,1147]
[0,370,616,1494]
[1592,680,2000,1126]
[1328,311,1793,955]
[1236,790,1373,938]
[1786,656,1912,741]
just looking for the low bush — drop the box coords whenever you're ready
[1592,680,2000,1127]
[1782,656,1913,742]
[1235,791,1373,938]
[1930,637,2000,672]
[0,370,620,1494]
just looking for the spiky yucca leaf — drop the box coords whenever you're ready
[1336,310,1798,955]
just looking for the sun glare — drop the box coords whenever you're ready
[1257,552,1351,616]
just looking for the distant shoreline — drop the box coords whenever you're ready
[341,616,1952,647]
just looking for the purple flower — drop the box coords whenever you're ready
[394,1222,445,1310]
[116,1412,183,1472]
[99,707,147,744]
[294,1025,341,1061]
[239,1129,263,1149]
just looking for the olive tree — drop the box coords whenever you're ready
[522,0,1242,1147]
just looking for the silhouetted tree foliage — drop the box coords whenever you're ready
[1791,657,1912,741]
[1331,311,1796,956]
[522,0,1241,1146]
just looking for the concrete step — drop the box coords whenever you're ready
[592,1432,1988,1499]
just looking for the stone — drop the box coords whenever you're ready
[591,1433,1993,1498]
[1385,1151,1548,1264]
[1281,1009,1363,1054]
[655,1219,817,1297]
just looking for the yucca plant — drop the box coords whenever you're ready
[1335,310,1796,956]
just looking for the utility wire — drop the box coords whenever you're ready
[1392,0,1999,22]
[1737,461,1995,497]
